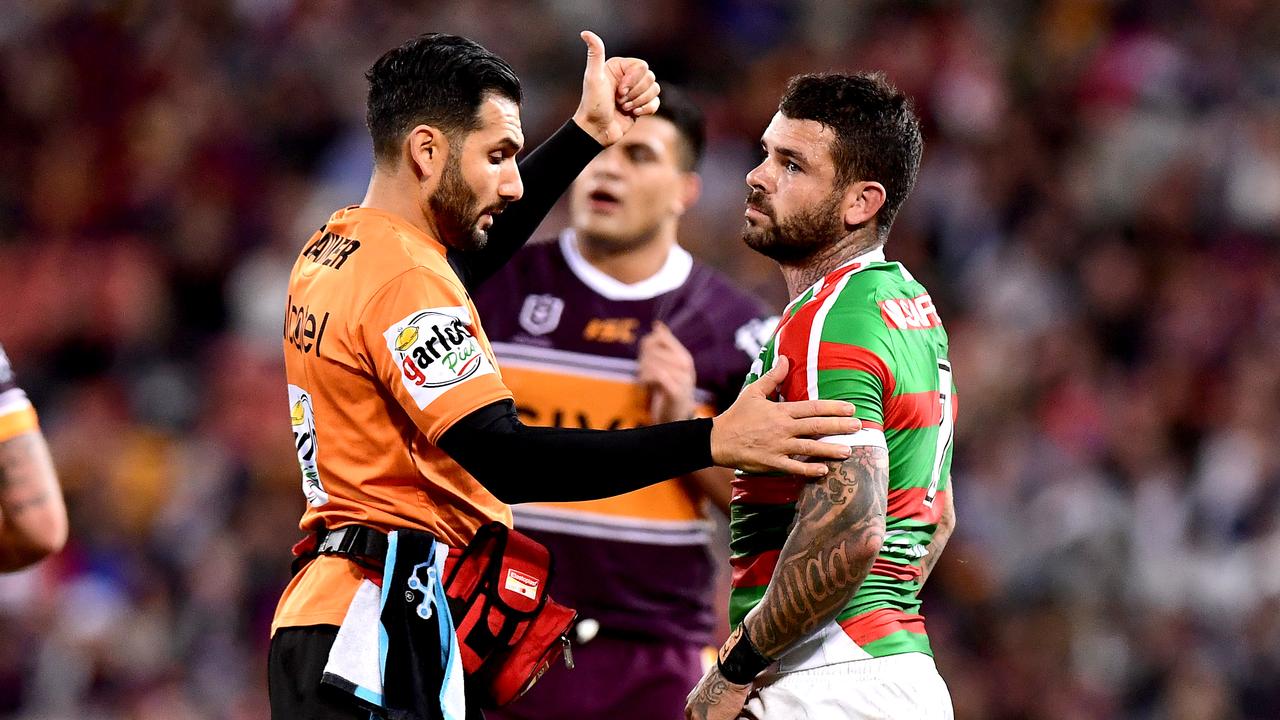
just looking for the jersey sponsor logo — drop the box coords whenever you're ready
[301,231,361,270]
[288,384,329,507]
[518,294,564,336]
[878,293,943,330]
[582,317,639,344]
[504,568,539,599]
[285,295,330,358]
[384,307,496,409]
[735,316,780,361]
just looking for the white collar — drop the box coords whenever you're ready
[559,229,693,301]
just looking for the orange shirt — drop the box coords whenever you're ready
[0,343,38,442]
[273,206,513,634]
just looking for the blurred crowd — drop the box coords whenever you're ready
[0,0,1278,718]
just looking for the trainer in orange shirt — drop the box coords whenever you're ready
[0,342,67,571]
[268,32,861,720]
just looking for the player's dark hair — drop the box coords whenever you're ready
[779,72,922,241]
[366,33,522,164]
[652,85,705,171]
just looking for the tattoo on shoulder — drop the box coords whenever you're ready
[816,445,888,507]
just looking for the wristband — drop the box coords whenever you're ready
[717,623,772,685]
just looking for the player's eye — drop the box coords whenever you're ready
[489,153,505,165]
[785,160,801,173]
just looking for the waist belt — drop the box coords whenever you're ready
[288,525,389,575]
[317,525,388,561]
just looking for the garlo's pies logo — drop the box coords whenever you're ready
[389,309,487,391]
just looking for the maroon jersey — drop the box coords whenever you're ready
[473,231,773,643]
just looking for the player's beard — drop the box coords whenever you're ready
[742,189,846,264]
[431,152,505,252]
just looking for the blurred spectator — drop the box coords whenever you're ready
[0,1,1278,718]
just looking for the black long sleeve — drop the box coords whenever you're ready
[447,120,602,291]
[438,400,715,505]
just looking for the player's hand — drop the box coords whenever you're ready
[710,356,861,477]
[685,664,751,720]
[638,321,696,423]
[572,30,660,146]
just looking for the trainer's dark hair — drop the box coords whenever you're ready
[651,85,705,171]
[366,33,522,163]
[779,72,923,241]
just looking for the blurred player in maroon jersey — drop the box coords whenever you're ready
[476,87,777,720]
[0,342,67,571]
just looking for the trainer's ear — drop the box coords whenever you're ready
[406,124,448,182]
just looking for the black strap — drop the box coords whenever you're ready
[315,525,388,569]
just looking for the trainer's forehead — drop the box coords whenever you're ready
[476,94,524,148]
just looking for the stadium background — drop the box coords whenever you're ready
[1,0,1278,718]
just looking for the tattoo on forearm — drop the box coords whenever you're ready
[747,445,889,658]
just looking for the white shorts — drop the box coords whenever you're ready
[738,653,953,720]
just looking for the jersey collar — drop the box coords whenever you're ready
[559,229,693,301]
[782,245,887,315]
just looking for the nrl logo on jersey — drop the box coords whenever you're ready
[518,294,564,336]
[385,307,497,410]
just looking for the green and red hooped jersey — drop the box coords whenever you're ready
[728,247,956,668]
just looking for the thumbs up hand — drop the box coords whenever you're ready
[572,30,661,146]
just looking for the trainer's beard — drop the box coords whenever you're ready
[742,190,846,265]
[431,155,503,252]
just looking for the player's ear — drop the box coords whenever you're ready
[672,172,701,216]
[842,180,885,229]
[406,124,447,181]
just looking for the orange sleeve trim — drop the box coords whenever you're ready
[0,406,38,443]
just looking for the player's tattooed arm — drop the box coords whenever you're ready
[918,484,955,590]
[742,445,889,658]
[0,431,67,571]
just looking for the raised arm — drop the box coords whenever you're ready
[450,31,660,290]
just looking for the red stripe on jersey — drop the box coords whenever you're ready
[816,342,896,396]
[774,265,867,402]
[730,549,781,587]
[885,391,940,429]
[731,476,804,505]
[869,558,923,582]
[840,608,927,645]
[887,488,949,524]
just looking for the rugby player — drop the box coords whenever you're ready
[686,72,957,719]
[476,87,774,720]
[270,34,861,719]
[0,342,68,571]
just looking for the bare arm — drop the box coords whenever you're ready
[685,446,888,718]
[0,430,68,571]
[742,445,889,656]
[918,485,955,590]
